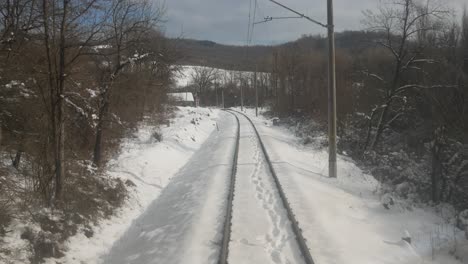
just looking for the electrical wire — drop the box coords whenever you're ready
[249,0,258,44]
[246,0,253,45]
[256,0,266,22]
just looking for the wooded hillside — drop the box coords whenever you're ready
[177,0,468,216]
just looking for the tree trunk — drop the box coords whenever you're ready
[54,100,65,200]
[431,141,442,203]
[12,150,22,169]
[93,89,110,167]
[274,52,279,110]
[54,0,68,200]
[371,103,390,149]
[199,86,203,107]
[362,110,377,152]
[93,123,103,167]
[431,126,446,203]
[275,76,279,109]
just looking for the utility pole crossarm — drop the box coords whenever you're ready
[266,0,327,28]
[254,16,303,25]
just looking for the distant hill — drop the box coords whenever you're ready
[169,31,384,71]
[168,38,274,71]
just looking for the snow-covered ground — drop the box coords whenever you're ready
[102,111,237,264]
[52,105,467,264]
[45,107,219,264]
[174,65,195,87]
[237,107,468,264]
[229,113,304,264]
[4,64,461,263]
[174,65,260,88]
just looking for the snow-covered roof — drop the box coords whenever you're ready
[168,92,194,102]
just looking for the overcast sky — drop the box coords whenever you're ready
[163,0,466,45]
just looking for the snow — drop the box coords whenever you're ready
[174,66,199,87]
[64,98,86,117]
[0,219,37,263]
[9,61,462,264]
[168,92,194,102]
[92,45,111,52]
[46,105,467,264]
[174,65,259,88]
[102,111,237,264]
[45,107,220,264]
[237,107,468,264]
[86,88,98,98]
[229,115,304,263]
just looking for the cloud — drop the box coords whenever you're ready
[163,0,467,45]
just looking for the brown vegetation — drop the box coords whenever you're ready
[179,0,468,212]
[0,0,178,261]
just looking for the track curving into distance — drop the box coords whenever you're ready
[219,109,314,264]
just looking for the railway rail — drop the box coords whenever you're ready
[219,109,315,264]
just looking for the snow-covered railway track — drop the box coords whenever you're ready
[219,110,314,264]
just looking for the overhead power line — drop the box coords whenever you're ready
[254,15,303,25]
[246,0,252,45]
[254,0,338,179]
[266,0,327,28]
[249,0,258,44]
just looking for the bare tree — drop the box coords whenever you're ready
[190,66,219,106]
[362,0,452,150]
[0,0,41,54]
[92,0,165,167]
[0,0,41,169]
[462,7,468,74]
[38,0,109,201]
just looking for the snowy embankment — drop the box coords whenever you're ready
[238,107,468,264]
[102,111,237,264]
[47,107,219,264]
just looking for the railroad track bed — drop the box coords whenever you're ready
[220,110,314,264]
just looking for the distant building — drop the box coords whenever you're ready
[167,92,195,106]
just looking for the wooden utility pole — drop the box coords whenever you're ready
[222,89,225,108]
[274,51,279,109]
[264,0,337,178]
[255,66,258,116]
[327,0,337,178]
[241,84,244,111]
[215,81,219,107]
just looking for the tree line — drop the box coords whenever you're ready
[185,0,468,211]
[0,0,177,222]
[269,0,468,208]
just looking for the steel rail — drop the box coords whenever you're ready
[228,109,315,264]
[218,110,240,264]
